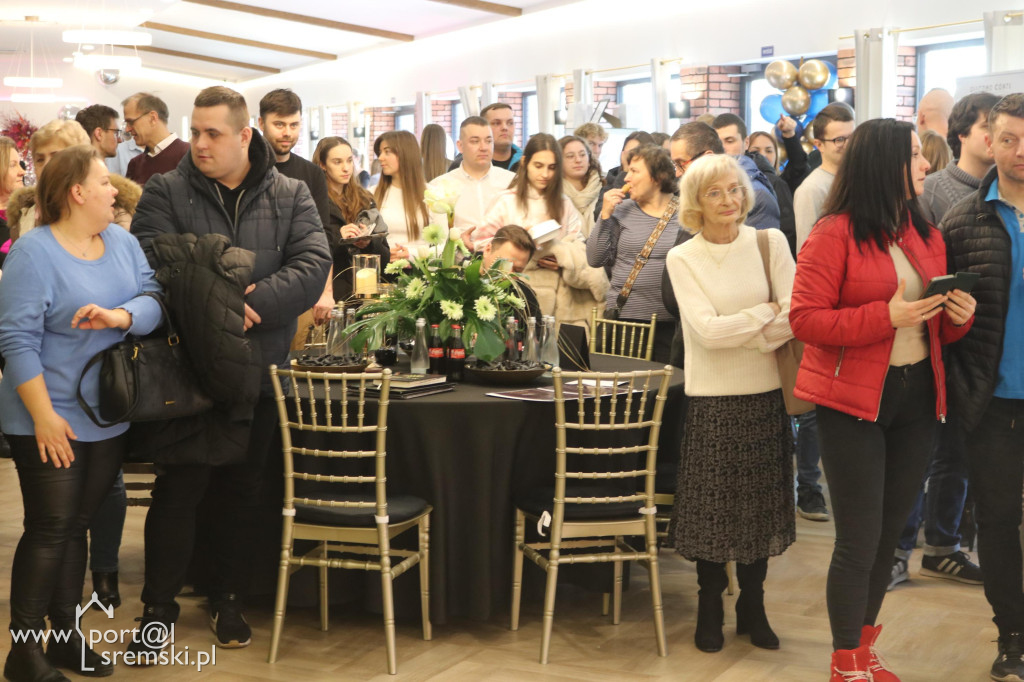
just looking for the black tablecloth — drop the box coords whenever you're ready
[248,356,686,624]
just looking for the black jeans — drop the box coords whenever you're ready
[817,360,937,650]
[8,434,125,635]
[141,397,278,611]
[966,397,1024,636]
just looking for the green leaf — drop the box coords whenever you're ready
[441,238,456,269]
[474,323,505,363]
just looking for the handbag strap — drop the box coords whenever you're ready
[613,196,679,311]
[755,229,776,303]
[75,292,171,427]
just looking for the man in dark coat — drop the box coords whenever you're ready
[128,85,331,656]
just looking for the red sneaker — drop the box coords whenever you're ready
[860,624,900,681]
[830,645,873,681]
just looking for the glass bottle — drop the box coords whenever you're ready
[541,315,559,374]
[524,317,538,366]
[505,316,519,363]
[428,323,446,374]
[446,324,465,382]
[411,318,429,374]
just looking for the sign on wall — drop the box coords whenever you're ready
[956,70,1024,99]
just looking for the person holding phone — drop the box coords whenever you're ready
[790,118,975,681]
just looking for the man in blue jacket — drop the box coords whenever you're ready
[128,85,330,656]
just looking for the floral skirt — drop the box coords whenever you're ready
[671,390,796,564]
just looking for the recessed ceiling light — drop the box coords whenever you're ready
[81,44,95,51]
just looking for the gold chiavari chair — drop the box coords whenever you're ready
[267,366,431,675]
[510,366,673,663]
[589,307,658,361]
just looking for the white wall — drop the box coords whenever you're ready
[241,0,1012,110]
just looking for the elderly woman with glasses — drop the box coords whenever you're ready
[665,153,796,655]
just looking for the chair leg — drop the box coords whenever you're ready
[380,562,398,675]
[267,524,295,663]
[510,510,525,631]
[319,541,329,632]
[612,537,623,626]
[419,514,432,641]
[539,554,560,664]
[646,539,668,656]
[726,560,736,596]
[601,593,610,616]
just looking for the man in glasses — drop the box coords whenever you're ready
[794,102,855,251]
[122,92,189,186]
[75,104,121,161]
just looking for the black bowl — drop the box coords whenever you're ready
[463,365,546,385]
[373,347,398,366]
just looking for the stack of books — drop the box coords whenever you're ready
[360,373,453,399]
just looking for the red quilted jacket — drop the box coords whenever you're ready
[790,213,972,421]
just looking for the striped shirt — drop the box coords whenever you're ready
[586,198,682,321]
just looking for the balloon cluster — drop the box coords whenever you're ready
[759,59,838,153]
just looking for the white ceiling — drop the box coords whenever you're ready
[0,0,573,85]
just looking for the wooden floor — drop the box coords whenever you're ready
[0,459,1002,681]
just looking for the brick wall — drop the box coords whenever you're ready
[329,110,348,137]
[679,65,742,120]
[836,47,917,122]
[366,107,396,155]
[432,99,454,135]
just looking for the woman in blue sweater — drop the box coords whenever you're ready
[0,145,162,682]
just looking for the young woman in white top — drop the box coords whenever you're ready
[559,135,601,238]
[372,131,428,262]
[479,133,606,329]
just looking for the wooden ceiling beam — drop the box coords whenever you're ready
[133,45,280,73]
[181,0,415,42]
[426,0,522,17]
[141,22,337,61]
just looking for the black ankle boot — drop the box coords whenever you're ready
[695,593,725,652]
[4,642,70,682]
[91,573,120,611]
[44,627,113,678]
[735,592,779,649]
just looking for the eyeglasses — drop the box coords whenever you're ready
[702,185,746,202]
[105,128,124,141]
[673,150,709,174]
[822,136,850,147]
[122,112,150,131]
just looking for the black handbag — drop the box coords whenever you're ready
[77,294,214,426]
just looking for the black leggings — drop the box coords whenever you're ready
[8,434,125,634]
[817,360,937,650]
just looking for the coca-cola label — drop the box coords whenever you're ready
[429,348,444,358]
[448,348,466,359]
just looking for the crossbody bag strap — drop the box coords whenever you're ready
[614,196,679,311]
[755,229,775,303]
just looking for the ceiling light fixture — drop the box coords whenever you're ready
[63,30,152,47]
[74,54,142,72]
[4,76,63,88]
[11,93,58,103]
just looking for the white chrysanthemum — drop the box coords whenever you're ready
[422,223,445,245]
[506,294,525,309]
[405,277,426,299]
[474,296,498,321]
[439,299,464,320]
[384,259,410,274]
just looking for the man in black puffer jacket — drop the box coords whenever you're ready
[942,93,1024,682]
[129,86,330,656]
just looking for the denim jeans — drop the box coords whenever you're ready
[895,415,968,558]
[795,409,822,496]
[88,470,127,573]
[965,397,1024,636]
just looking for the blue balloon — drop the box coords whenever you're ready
[760,94,784,125]
[807,89,830,119]
[824,61,839,90]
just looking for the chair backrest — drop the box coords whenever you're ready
[269,365,392,523]
[589,307,658,362]
[549,365,674,541]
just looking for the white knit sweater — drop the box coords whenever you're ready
[666,225,795,397]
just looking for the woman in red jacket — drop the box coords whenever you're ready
[790,118,975,682]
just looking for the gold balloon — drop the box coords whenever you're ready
[764,60,798,90]
[777,143,788,166]
[802,117,816,142]
[801,139,815,155]
[782,86,810,116]
[798,59,830,91]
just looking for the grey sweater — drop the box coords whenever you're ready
[920,163,985,225]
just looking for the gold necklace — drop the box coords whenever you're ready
[700,231,737,267]
[53,227,96,258]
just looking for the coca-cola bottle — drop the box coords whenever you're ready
[447,324,465,381]
[428,323,446,374]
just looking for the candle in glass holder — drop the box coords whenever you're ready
[353,254,380,298]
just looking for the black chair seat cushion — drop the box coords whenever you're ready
[515,484,643,522]
[294,493,429,527]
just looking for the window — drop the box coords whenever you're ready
[617,79,655,133]
[451,100,465,139]
[523,91,539,144]
[394,106,415,133]
[917,39,986,99]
